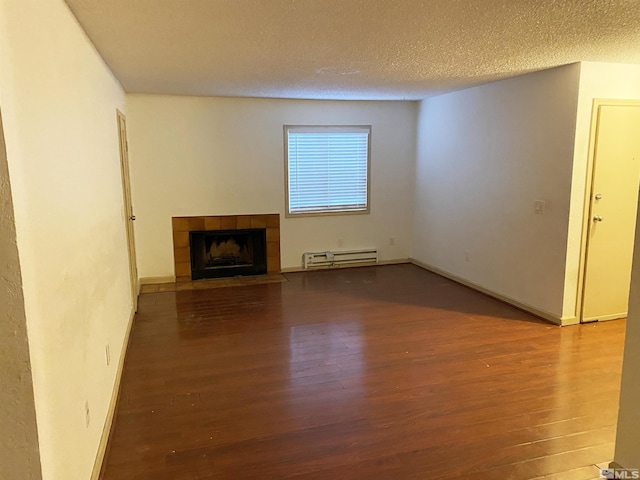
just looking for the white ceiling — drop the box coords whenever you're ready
[64,0,640,100]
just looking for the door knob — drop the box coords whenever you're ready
[595,193,602,200]
[593,215,603,222]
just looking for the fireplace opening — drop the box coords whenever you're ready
[189,229,267,280]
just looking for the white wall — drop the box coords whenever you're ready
[0,110,42,479]
[571,62,640,470]
[563,62,640,319]
[0,1,131,478]
[412,65,581,322]
[615,192,640,469]
[126,95,417,279]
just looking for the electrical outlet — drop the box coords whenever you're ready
[534,200,546,214]
[389,237,395,246]
[465,250,471,262]
[105,344,110,366]
[85,401,90,428]
[337,238,343,247]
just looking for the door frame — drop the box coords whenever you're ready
[575,98,640,323]
[116,109,139,312]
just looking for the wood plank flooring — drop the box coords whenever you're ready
[101,264,625,479]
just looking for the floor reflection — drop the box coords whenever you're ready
[288,320,366,415]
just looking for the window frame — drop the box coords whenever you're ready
[284,125,372,218]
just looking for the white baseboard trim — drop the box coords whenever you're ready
[561,316,580,326]
[584,312,627,322]
[90,306,136,480]
[409,258,572,326]
[280,258,410,274]
[140,275,175,285]
[379,258,411,266]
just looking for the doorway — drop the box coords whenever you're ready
[579,100,640,323]
[116,110,139,312]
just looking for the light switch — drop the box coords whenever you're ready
[534,200,546,214]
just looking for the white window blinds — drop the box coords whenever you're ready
[286,126,370,215]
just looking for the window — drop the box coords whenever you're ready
[285,125,370,216]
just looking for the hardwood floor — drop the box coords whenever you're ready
[102,264,625,479]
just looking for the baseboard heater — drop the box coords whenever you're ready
[302,249,378,269]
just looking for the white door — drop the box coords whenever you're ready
[582,103,640,322]
[117,110,139,312]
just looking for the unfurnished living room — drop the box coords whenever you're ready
[2,1,640,479]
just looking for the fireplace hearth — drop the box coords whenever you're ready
[172,214,280,282]
[190,229,267,279]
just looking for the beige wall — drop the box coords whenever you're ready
[412,65,581,323]
[126,95,417,278]
[563,62,640,319]
[0,110,42,479]
[615,192,640,469]
[0,1,132,478]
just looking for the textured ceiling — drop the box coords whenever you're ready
[64,0,640,100]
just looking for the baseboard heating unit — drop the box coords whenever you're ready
[302,249,378,269]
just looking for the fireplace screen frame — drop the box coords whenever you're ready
[189,228,267,280]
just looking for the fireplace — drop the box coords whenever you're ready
[172,214,280,282]
[190,229,267,279]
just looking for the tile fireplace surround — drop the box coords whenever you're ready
[171,214,281,282]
